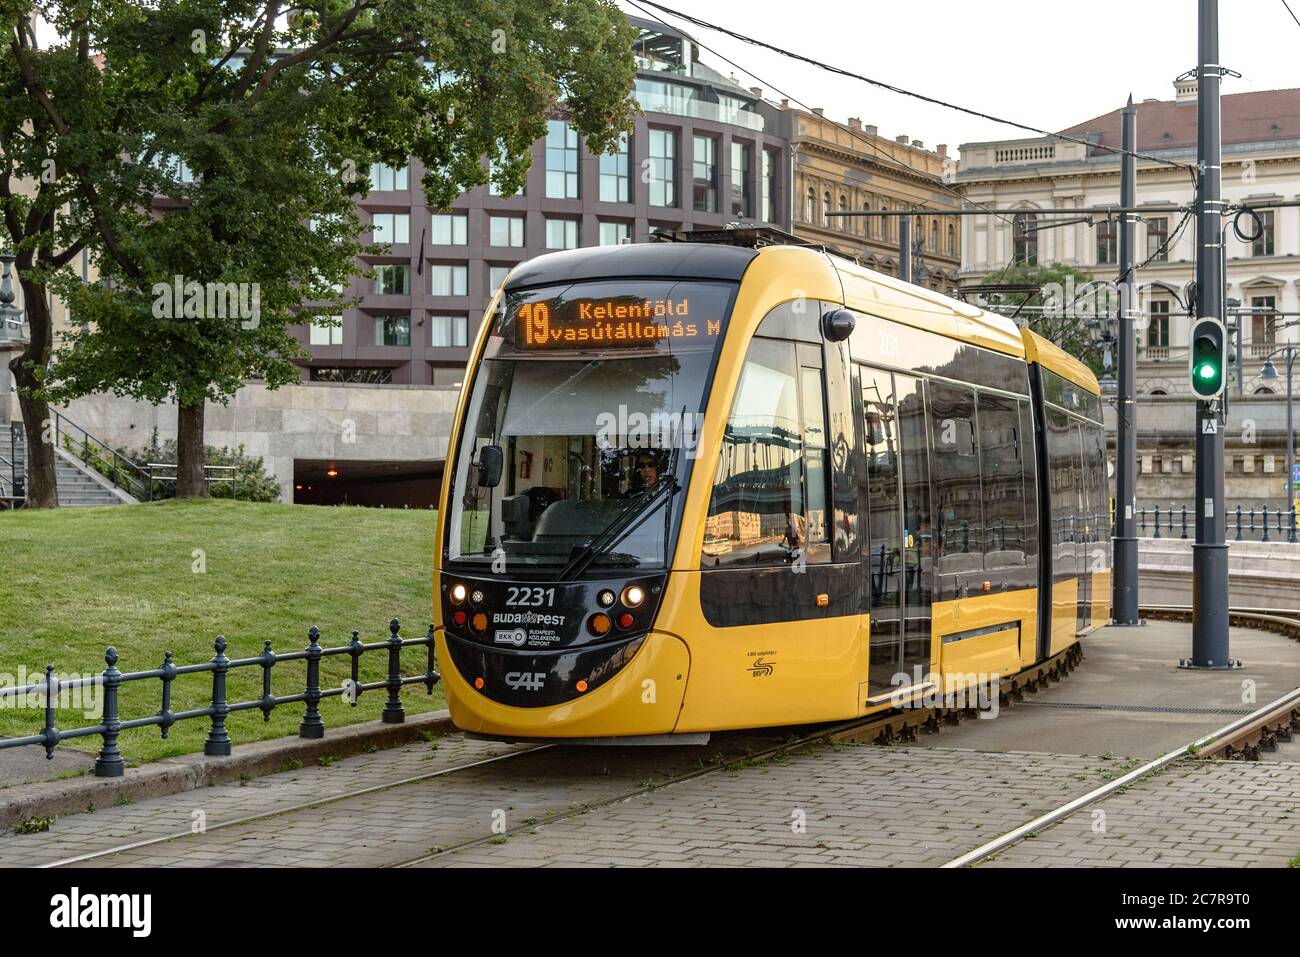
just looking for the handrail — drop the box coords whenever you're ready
[50,408,152,501]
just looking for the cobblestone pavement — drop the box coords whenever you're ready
[979,750,1300,868]
[415,746,1122,867]
[0,732,522,867]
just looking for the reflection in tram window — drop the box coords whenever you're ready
[928,382,984,573]
[977,391,1027,567]
[862,369,901,690]
[705,337,829,567]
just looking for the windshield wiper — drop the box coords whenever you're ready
[554,473,678,582]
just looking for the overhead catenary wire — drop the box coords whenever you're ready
[622,0,1018,231]
[635,0,1199,177]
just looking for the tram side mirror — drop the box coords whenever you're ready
[476,444,503,488]
[822,308,855,342]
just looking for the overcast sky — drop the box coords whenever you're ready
[619,0,1299,156]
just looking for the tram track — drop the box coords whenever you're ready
[41,644,1087,868]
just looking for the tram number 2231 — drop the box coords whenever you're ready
[506,587,556,608]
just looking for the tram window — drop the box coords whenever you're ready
[800,366,830,551]
[861,368,902,688]
[704,338,829,567]
[1017,398,1040,565]
[977,391,1026,567]
[928,382,984,571]
[1045,406,1078,582]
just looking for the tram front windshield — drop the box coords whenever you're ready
[445,279,735,574]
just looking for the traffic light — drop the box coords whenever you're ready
[1189,316,1226,399]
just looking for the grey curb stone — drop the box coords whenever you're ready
[0,710,454,830]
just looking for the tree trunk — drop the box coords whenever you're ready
[10,277,58,508]
[175,400,209,499]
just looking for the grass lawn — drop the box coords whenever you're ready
[0,500,441,766]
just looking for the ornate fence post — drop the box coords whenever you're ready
[94,649,125,777]
[1235,504,1243,542]
[36,664,59,761]
[1180,504,1188,539]
[1153,503,1161,539]
[159,651,176,739]
[1262,507,1271,543]
[259,640,276,724]
[300,627,324,739]
[347,631,363,706]
[204,636,232,757]
[382,618,405,724]
[424,624,440,694]
[1249,506,1257,539]
[1291,505,1298,545]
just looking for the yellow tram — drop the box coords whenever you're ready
[433,233,1110,740]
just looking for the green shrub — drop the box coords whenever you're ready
[118,429,280,502]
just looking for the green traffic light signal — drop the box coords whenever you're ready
[1189,317,1226,398]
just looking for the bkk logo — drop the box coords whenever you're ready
[494,628,528,647]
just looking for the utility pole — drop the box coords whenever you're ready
[899,213,912,283]
[1113,96,1140,625]
[1187,0,1234,668]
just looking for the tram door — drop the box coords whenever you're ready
[862,369,933,696]
[1073,422,1091,632]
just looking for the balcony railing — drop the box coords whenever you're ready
[634,89,765,132]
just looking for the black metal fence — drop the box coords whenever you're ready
[1131,503,1299,543]
[0,618,439,777]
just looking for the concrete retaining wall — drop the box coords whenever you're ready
[62,382,461,500]
[1137,537,1300,609]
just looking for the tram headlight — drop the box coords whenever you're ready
[470,589,485,606]
[450,583,467,605]
[597,589,616,608]
[621,585,645,608]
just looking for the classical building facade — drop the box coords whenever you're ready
[958,81,1300,509]
[957,80,1300,397]
[782,108,962,294]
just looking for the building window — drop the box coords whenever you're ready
[947,223,955,257]
[1253,210,1275,256]
[372,264,410,295]
[837,194,847,231]
[545,120,579,199]
[308,317,343,346]
[1096,219,1117,265]
[804,187,815,223]
[488,155,522,197]
[880,203,890,241]
[1147,300,1170,348]
[599,221,631,246]
[371,212,410,245]
[369,162,408,191]
[488,215,524,247]
[1012,212,1038,265]
[730,142,751,217]
[599,133,630,203]
[430,314,468,348]
[930,220,938,251]
[373,315,411,347]
[762,149,778,223]
[692,135,718,212]
[648,129,676,208]
[545,217,579,249]
[822,191,830,226]
[1146,216,1169,261]
[1251,295,1278,345]
[430,264,467,296]
[429,214,467,246]
[310,367,393,384]
[488,265,511,291]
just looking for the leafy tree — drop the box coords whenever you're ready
[18,0,638,498]
[980,262,1108,375]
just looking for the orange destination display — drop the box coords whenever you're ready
[514,296,722,351]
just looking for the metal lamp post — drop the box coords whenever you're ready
[1260,347,1298,543]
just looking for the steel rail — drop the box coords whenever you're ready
[40,745,554,868]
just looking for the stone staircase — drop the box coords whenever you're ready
[6,422,134,507]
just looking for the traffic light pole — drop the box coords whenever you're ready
[1113,96,1141,626]
[1187,0,1235,669]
